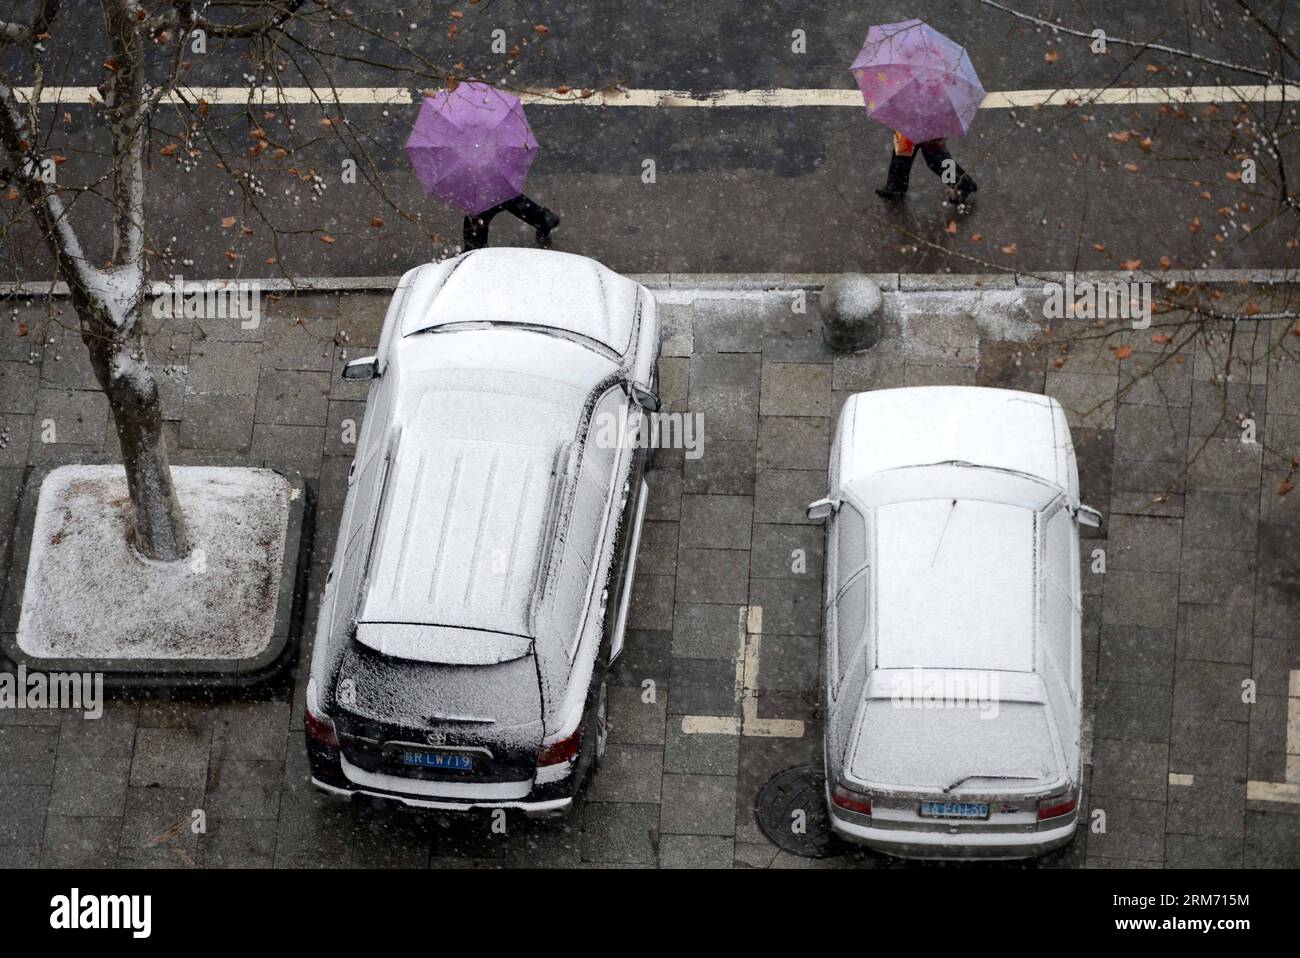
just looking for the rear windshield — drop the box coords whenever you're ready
[851,699,1058,791]
[339,639,542,730]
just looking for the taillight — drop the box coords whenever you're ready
[831,783,872,816]
[537,725,582,767]
[1037,792,1077,821]
[306,708,340,749]
[305,679,339,749]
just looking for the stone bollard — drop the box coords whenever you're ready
[819,273,883,352]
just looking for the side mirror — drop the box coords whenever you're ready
[630,383,660,412]
[1075,504,1103,529]
[341,355,380,382]
[806,498,837,521]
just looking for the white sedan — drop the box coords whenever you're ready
[809,386,1100,859]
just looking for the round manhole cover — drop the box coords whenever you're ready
[755,764,846,859]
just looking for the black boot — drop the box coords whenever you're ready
[949,172,978,205]
[875,153,913,198]
[537,209,561,246]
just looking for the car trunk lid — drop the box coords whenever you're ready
[334,636,544,783]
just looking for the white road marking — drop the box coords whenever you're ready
[681,715,740,735]
[11,84,1300,109]
[1288,669,1300,786]
[1168,773,1194,787]
[680,605,805,739]
[1246,669,1300,802]
[1247,780,1300,804]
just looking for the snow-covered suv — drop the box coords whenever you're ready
[306,248,659,816]
[809,386,1100,859]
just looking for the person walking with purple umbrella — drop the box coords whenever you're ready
[404,82,560,251]
[850,20,984,206]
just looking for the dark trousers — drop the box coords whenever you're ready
[462,194,555,250]
[883,139,971,193]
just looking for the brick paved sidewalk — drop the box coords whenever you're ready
[0,278,1297,868]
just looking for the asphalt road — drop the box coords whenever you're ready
[1,0,1298,278]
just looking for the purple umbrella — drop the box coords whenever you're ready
[404,82,539,215]
[850,19,985,143]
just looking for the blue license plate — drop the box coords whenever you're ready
[920,801,989,820]
[402,750,474,771]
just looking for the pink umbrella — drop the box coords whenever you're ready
[404,82,539,215]
[850,19,985,143]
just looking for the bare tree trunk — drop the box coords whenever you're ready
[82,316,189,562]
[56,266,189,560]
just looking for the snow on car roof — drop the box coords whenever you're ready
[359,370,590,641]
[398,248,640,355]
[874,497,1036,673]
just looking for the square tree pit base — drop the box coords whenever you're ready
[1,464,310,688]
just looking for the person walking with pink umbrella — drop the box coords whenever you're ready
[404,82,560,250]
[851,20,983,205]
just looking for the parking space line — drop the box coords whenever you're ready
[1246,670,1300,803]
[680,605,805,739]
[12,84,1299,109]
[1288,669,1299,785]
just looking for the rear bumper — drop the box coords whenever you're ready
[829,807,1078,860]
[311,775,574,818]
[308,741,577,818]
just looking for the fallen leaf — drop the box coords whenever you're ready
[221,216,236,228]
[1190,217,1202,234]
[1151,333,1173,345]
[1092,243,1107,252]
[1123,162,1139,173]
[1045,49,1059,63]
[1000,242,1017,254]
[1139,137,1153,151]
[1121,259,1142,270]
[1111,345,1133,359]
[1052,357,1066,369]
[945,220,958,234]
[1108,130,1131,144]
[371,216,384,229]
[1159,256,1172,270]
[534,24,550,34]
[319,235,335,244]
[159,143,180,156]
[970,233,983,242]
[1280,478,1295,497]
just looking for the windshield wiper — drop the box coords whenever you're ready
[944,773,1040,793]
